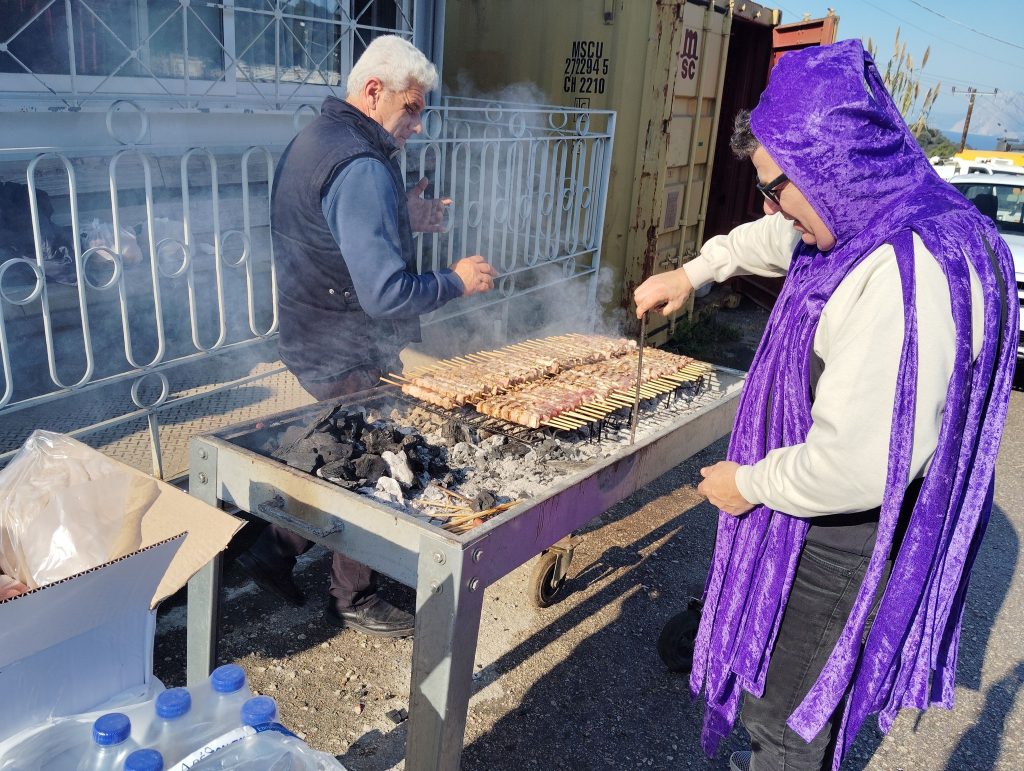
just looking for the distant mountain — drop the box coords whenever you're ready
[949,90,1024,138]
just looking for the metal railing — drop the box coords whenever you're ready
[0,98,615,476]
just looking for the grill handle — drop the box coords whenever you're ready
[256,498,345,540]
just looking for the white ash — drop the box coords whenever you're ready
[381,450,415,487]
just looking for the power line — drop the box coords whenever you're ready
[918,72,998,91]
[861,0,1020,72]
[905,0,1024,53]
[774,4,801,22]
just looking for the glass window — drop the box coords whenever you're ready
[0,0,414,102]
[236,1,347,86]
[0,1,71,75]
[0,1,223,81]
[957,183,1024,234]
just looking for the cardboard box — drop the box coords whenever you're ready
[0,440,243,746]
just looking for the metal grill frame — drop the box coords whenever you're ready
[186,368,745,770]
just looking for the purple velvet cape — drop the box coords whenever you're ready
[688,40,1019,768]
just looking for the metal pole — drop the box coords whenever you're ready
[630,313,647,445]
[186,439,222,685]
[405,538,484,771]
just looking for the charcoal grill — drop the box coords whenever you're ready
[185,365,745,770]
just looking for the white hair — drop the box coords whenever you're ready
[346,35,438,96]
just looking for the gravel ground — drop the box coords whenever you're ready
[153,299,1024,770]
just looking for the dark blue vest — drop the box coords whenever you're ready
[272,97,420,384]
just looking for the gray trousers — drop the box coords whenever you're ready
[741,541,878,770]
[249,365,384,608]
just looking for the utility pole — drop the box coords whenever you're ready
[958,87,976,152]
[952,86,999,152]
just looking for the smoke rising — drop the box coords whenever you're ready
[411,78,623,359]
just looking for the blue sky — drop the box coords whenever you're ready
[774,0,1024,136]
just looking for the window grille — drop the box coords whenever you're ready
[0,0,415,111]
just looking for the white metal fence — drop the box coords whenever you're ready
[0,98,614,475]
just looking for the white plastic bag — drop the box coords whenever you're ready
[0,431,152,589]
[82,218,143,264]
[186,729,347,770]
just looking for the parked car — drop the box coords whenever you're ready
[950,173,1024,357]
[934,157,1024,180]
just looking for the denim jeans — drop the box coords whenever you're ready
[741,541,875,770]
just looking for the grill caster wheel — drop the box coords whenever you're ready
[657,597,703,674]
[530,540,575,608]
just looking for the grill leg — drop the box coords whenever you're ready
[186,439,222,685]
[406,540,484,771]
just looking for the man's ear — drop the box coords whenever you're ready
[363,77,384,109]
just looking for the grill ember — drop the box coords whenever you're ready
[390,334,712,430]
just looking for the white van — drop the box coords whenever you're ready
[933,157,1024,181]
[950,173,1024,358]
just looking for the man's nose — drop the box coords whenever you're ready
[763,198,779,216]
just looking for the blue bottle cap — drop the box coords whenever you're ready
[240,695,277,727]
[92,713,131,746]
[210,663,246,694]
[124,749,164,771]
[155,687,192,718]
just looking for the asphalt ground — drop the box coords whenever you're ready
[147,301,1024,770]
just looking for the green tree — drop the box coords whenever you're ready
[866,28,940,137]
[914,126,960,158]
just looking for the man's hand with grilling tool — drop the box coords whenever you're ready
[453,254,498,297]
[407,177,452,233]
[634,267,695,318]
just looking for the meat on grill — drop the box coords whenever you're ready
[476,348,697,428]
[405,334,637,405]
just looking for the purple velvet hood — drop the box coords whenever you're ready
[689,40,1018,767]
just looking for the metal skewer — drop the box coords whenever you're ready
[629,311,647,445]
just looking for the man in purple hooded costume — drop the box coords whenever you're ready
[635,40,1017,770]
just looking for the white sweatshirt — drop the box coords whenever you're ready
[683,213,985,518]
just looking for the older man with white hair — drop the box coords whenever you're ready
[237,35,496,639]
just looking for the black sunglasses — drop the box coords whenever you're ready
[755,173,790,205]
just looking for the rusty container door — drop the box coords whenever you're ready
[710,12,839,308]
[770,12,840,66]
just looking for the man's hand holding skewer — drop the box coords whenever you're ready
[407,177,452,233]
[453,254,498,296]
[634,268,695,318]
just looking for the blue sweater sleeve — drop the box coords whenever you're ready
[321,158,464,319]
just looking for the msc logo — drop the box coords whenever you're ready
[679,29,699,79]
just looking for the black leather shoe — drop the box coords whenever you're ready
[236,551,305,607]
[326,595,415,638]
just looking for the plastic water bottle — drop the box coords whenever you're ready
[78,714,138,771]
[190,664,252,746]
[139,688,192,765]
[123,749,163,771]
[240,696,277,727]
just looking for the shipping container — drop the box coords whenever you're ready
[444,0,775,340]
[444,1,838,335]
